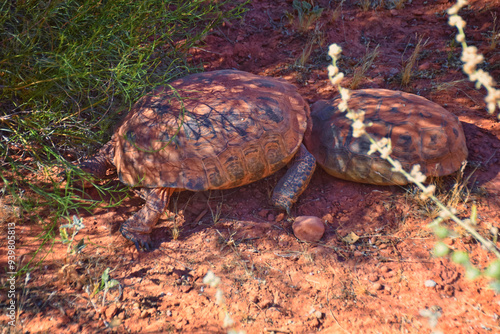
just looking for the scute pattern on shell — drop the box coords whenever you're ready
[112,70,310,190]
[304,89,468,185]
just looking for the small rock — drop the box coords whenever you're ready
[368,274,379,282]
[258,298,273,309]
[314,310,323,319]
[292,216,325,242]
[373,282,383,291]
[310,317,321,327]
[418,62,431,71]
[248,293,259,304]
[425,280,437,288]
[258,209,270,218]
[383,271,395,279]
[444,285,455,297]
[180,285,192,293]
[380,249,392,257]
[105,304,118,319]
[322,213,333,222]
[380,266,389,273]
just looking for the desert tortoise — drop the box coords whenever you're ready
[77,70,316,250]
[304,89,468,185]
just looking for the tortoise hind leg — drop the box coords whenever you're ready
[272,144,316,214]
[120,187,173,251]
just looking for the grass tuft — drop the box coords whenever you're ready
[290,0,324,33]
[1,0,247,272]
[401,34,428,86]
[349,43,380,89]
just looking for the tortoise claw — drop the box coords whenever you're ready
[120,225,153,252]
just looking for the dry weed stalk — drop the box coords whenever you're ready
[401,35,428,86]
[350,43,380,89]
[330,0,344,23]
[448,0,500,118]
[488,12,499,50]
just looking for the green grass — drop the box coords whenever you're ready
[0,0,247,272]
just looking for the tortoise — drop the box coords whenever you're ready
[303,89,468,185]
[76,70,316,251]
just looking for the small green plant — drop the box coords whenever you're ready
[291,0,324,33]
[350,43,380,89]
[401,35,428,86]
[60,215,86,254]
[91,267,120,298]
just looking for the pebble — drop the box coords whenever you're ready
[258,209,270,218]
[105,304,118,319]
[425,280,437,288]
[418,62,431,71]
[292,216,325,242]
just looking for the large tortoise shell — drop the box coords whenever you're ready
[304,89,468,185]
[112,70,310,190]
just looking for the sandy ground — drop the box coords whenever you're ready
[1,0,500,333]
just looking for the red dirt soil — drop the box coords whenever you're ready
[2,0,500,333]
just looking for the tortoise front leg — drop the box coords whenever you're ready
[272,144,316,214]
[120,187,173,251]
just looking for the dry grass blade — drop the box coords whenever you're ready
[401,34,429,86]
[350,43,380,89]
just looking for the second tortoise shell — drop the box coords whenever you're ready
[304,89,468,185]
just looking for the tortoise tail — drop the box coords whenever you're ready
[79,141,116,179]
